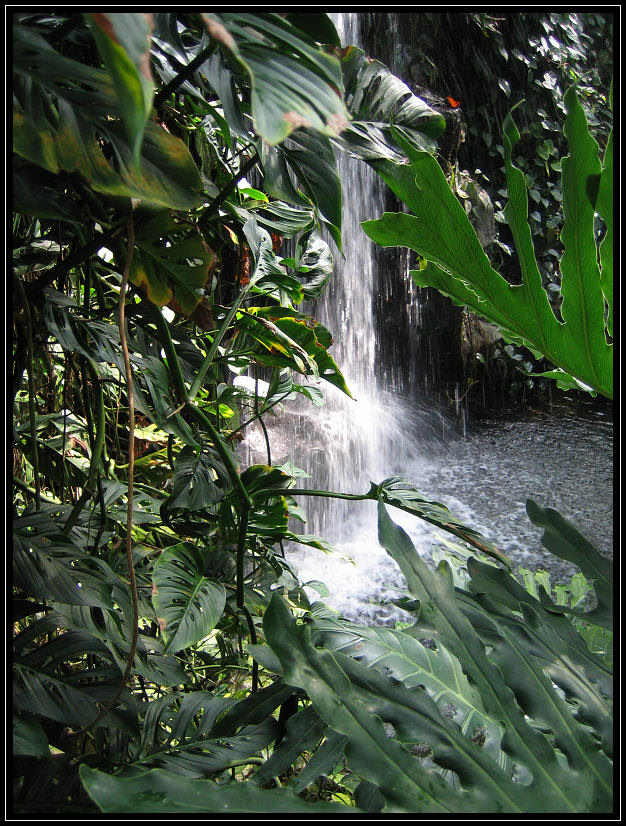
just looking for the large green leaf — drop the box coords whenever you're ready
[203,13,350,145]
[596,131,613,336]
[376,500,606,812]
[237,305,353,398]
[13,716,50,757]
[264,594,527,813]
[80,765,355,813]
[164,445,231,513]
[87,13,155,162]
[290,730,348,793]
[14,662,134,732]
[254,705,327,785]
[362,87,612,398]
[13,25,203,209]
[457,568,613,764]
[152,543,226,652]
[131,212,218,315]
[336,46,446,162]
[454,585,612,807]
[13,505,118,609]
[311,617,507,768]
[136,718,277,777]
[264,128,342,247]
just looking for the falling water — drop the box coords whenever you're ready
[242,13,613,622]
[278,12,445,621]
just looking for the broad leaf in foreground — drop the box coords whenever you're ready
[526,500,612,629]
[79,766,355,813]
[264,594,528,813]
[377,500,611,812]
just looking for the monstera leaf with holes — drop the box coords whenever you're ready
[131,211,218,315]
[336,45,446,162]
[363,86,613,398]
[152,543,226,653]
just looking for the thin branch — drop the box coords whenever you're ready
[70,217,138,735]
[16,278,41,511]
[153,44,216,108]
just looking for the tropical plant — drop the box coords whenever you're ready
[11,10,612,816]
[362,84,613,398]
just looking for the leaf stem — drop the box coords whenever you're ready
[153,44,216,108]
[15,278,41,511]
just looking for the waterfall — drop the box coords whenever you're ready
[241,12,613,621]
[281,12,442,621]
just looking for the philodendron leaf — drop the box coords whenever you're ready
[239,306,353,398]
[14,662,134,732]
[88,13,155,162]
[377,500,597,812]
[152,543,226,652]
[203,13,350,146]
[164,445,231,513]
[80,766,355,813]
[370,477,510,567]
[596,130,613,336]
[136,720,278,778]
[526,500,612,630]
[264,594,528,813]
[311,617,508,769]
[336,45,446,162]
[132,212,218,315]
[362,87,612,399]
[13,716,50,757]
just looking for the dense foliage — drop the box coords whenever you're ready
[12,12,612,814]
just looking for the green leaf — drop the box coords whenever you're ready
[152,543,226,652]
[371,477,510,567]
[454,585,612,807]
[254,706,327,784]
[238,306,353,398]
[312,617,507,767]
[264,594,524,813]
[337,46,446,162]
[376,500,599,812]
[274,128,342,247]
[13,25,203,209]
[596,131,613,336]
[526,500,612,629]
[284,13,341,47]
[88,13,155,162]
[362,90,612,398]
[203,13,350,145]
[132,212,218,315]
[291,730,348,793]
[14,662,134,732]
[13,716,50,757]
[80,765,355,813]
[137,719,278,777]
[164,445,231,513]
[559,85,610,395]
